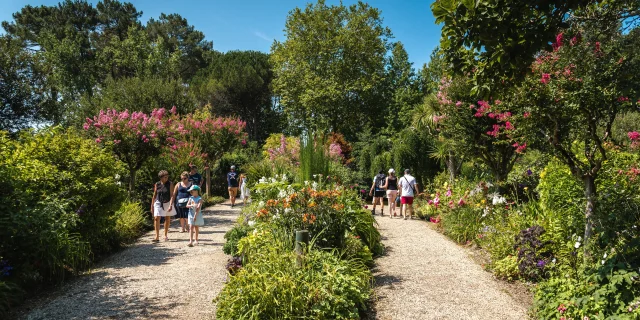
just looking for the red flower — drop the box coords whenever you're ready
[540,73,551,84]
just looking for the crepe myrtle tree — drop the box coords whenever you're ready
[512,30,640,249]
[414,76,527,186]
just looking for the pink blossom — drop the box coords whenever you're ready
[455,101,462,107]
[83,123,90,130]
[523,112,531,118]
[95,138,102,143]
[487,124,501,137]
[618,96,630,102]
[540,73,551,84]
[494,100,502,105]
[457,198,466,206]
[595,41,601,52]
[241,139,247,145]
[170,106,177,114]
[628,131,640,141]
[553,33,563,50]
[488,113,496,119]
[513,142,527,153]
[114,140,121,144]
[505,121,514,131]
[445,189,452,197]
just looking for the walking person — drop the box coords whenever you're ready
[239,173,250,205]
[369,170,387,216]
[399,169,420,220]
[227,165,239,207]
[188,164,202,187]
[383,168,399,218]
[172,171,192,233]
[186,185,204,247]
[151,170,175,242]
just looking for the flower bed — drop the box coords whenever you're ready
[216,175,382,319]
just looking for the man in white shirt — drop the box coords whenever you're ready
[398,169,420,220]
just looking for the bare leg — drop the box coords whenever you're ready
[188,224,194,245]
[379,197,384,215]
[164,216,170,240]
[407,204,413,219]
[194,226,200,244]
[154,217,160,240]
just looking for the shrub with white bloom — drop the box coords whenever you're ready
[270,177,277,183]
[304,181,309,186]
[284,208,291,214]
[278,189,287,199]
[312,181,318,190]
[574,241,581,249]
[491,194,506,206]
[259,177,267,184]
[248,221,255,227]
[482,207,490,217]
[258,201,265,208]
[552,258,556,264]
[281,174,287,182]
[603,253,607,259]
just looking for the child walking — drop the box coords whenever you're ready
[186,185,204,247]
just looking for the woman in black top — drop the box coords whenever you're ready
[172,171,192,233]
[151,170,174,242]
[383,168,399,218]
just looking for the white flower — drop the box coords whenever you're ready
[259,177,267,184]
[601,260,605,265]
[603,253,608,259]
[482,208,490,217]
[281,174,287,182]
[270,177,277,183]
[574,241,581,249]
[284,208,291,214]
[577,236,582,242]
[313,174,317,178]
[304,181,309,186]
[312,181,318,190]
[252,229,257,235]
[114,174,120,180]
[485,182,493,188]
[258,201,265,208]
[248,221,255,227]
[491,194,506,206]
[552,258,557,264]
[278,189,287,199]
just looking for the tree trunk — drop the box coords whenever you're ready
[447,151,457,183]
[206,166,211,197]
[583,175,596,255]
[129,167,136,193]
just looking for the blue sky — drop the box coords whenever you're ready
[1,0,441,68]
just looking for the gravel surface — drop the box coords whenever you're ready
[21,203,239,320]
[370,215,529,320]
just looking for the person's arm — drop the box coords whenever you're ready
[150,184,157,214]
[382,177,389,189]
[170,183,179,208]
[398,179,403,197]
[414,182,420,196]
[186,198,193,208]
[167,182,173,212]
[227,173,230,185]
[369,180,375,196]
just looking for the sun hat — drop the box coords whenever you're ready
[230,165,236,170]
[388,168,395,174]
[188,185,201,192]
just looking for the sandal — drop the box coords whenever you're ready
[152,239,160,243]
[187,243,193,247]
[164,237,169,241]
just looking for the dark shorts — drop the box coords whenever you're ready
[374,190,385,198]
[175,206,189,219]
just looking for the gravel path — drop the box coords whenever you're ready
[21,203,239,320]
[371,215,529,320]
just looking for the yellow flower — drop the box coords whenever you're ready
[481,199,486,204]
[524,187,529,191]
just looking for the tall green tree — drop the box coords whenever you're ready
[191,50,282,141]
[270,0,391,139]
[385,42,422,129]
[146,13,213,80]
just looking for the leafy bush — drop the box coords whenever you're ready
[534,263,640,319]
[114,200,147,244]
[223,224,254,256]
[216,242,371,319]
[202,194,225,207]
[514,225,553,281]
[493,256,519,281]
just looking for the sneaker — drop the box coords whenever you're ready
[403,216,407,220]
[371,209,375,215]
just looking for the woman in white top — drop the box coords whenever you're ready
[239,173,250,205]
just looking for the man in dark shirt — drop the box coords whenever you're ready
[188,165,202,187]
[227,165,239,207]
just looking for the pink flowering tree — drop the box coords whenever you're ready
[511,30,640,246]
[416,76,527,186]
[84,108,178,192]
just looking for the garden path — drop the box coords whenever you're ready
[371,214,529,320]
[21,203,239,320]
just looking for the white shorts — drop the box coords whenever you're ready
[386,190,398,199]
[154,201,175,217]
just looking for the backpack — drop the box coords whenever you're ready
[375,174,386,190]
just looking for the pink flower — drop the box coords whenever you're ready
[512,142,527,153]
[241,139,247,145]
[170,106,177,114]
[540,73,551,84]
[618,96,630,102]
[628,131,640,141]
[114,140,121,144]
[505,121,514,131]
[455,101,462,107]
[595,41,601,52]
[445,189,452,197]
[457,198,466,206]
[95,138,102,143]
[487,124,500,137]
[83,123,90,130]
[553,33,563,50]
[523,112,531,118]
[488,113,496,119]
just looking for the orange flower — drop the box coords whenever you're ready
[256,208,269,218]
[308,202,316,208]
[332,204,345,211]
[303,213,316,224]
[266,199,278,207]
[283,201,291,208]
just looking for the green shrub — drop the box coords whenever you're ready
[223,224,254,256]
[533,263,640,319]
[341,233,374,267]
[493,256,519,281]
[202,194,225,207]
[216,246,371,320]
[440,205,482,244]
[114,200,147,244]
